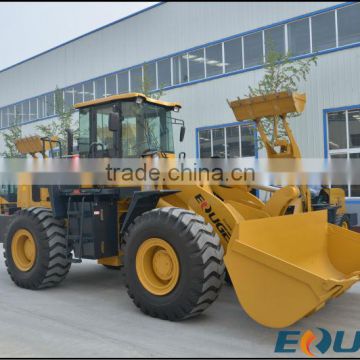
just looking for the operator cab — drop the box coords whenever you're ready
[74,93,184,158]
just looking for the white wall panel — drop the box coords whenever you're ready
[0,2,340,106]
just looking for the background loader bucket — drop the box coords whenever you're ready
[224,210,360,328]
[228,91,306,121]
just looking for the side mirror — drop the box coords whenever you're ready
[109,113,120,132]
[180,126,186,142]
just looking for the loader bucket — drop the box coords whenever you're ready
[228,91,306,121]
[224,210,360,328]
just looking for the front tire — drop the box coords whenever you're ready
[123,207,225,321]
[3,207,71,289]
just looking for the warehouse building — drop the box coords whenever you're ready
[0,2,360,216]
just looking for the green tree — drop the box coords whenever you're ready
[36,86,78,155]
[246,49,317,148]
[0,120,24,158]
[141,63,166,100]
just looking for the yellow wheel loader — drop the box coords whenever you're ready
[1,92,360,328]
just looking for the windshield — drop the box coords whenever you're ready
[0,185,17,196]
[121,102,174,157]
[79,101,175,158]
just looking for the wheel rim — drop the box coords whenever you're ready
[11,229,36,272]
[135,238,180,296]
[342,221,349,229]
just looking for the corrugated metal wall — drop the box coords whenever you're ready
[0,2,340,106]
[161,45,360,159]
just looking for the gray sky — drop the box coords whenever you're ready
[0,2,158,71]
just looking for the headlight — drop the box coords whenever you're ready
[136,96,144,105]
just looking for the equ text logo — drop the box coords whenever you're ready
[275,328,360,356]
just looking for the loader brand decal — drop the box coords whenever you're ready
[275,328,360,356]
[194,194,232,241]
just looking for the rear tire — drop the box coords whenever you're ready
[123,207,225,321]
[3,207,71,289]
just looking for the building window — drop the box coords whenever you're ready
[8,105,15,126]
[117,71,129,94]
[130,67,143,92]
[199,129,212,158]
[188,49,205,81]
[74,84,84,104]
[226,126,240,158]
[198,123,255,158]
[105,74,117,96]
[83,81,94,102]
[287,18,310,56]
[95,77,106,99]
[244,31,263,68]
[212,128,225,158]
[348,109,360,148]
[29,98,37,121]
[265,25,285,56]
[328,111,347,150]
[224,36,243,73]
[327,107,360,197]
[143,62,157,91]
[350,152,360,196]
[38,96,45,119]
[6,107,12,126]
[205,43,223,77]
[172,55,188,84]
[45,93,55,117]
[14,103,23,125]
[311,11,336,52]
[23,100,31,123]
[1,108,7,128]
[338,3,360,46]
[241,124,256,157]
[157,58,171,88]
[64,87,74,111]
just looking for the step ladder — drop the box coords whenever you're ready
[66,196,94,263]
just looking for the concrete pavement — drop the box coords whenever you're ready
[0,252,360,358]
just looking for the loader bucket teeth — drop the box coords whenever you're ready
[224,210,360,328]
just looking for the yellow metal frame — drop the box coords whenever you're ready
[11,229,36,272]
[135,238,180,296]
[15,135,60,158]
[228,92,305,159]
[97,254,123,267]
[74,92,181,110]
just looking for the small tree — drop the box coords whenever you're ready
[141,63,166,100]
[0,120,24,158]
[246,49,317,148]
[36,86,78,155]
[127,64,167,153]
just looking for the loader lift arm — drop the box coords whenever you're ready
[227,92,312,211]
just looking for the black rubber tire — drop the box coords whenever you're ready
[335,214,351,229]
[3,207,71,289]
[123,207,225,321]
